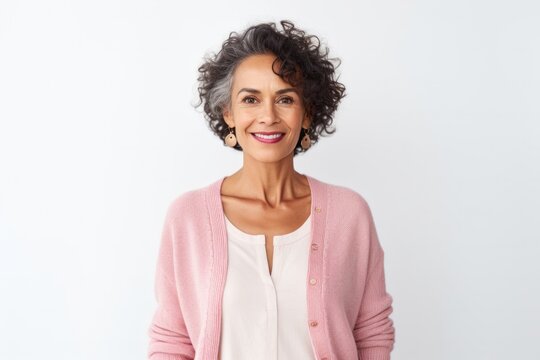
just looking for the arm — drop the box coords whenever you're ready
[353,206,396,360]
[147,208,195,360]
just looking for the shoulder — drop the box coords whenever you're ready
[317,177,374,218]
[163,181,214,223]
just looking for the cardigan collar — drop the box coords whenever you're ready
[201,173,330,359]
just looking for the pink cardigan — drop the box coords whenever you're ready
[147,174,395,360]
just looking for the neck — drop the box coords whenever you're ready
[224,161,307,208]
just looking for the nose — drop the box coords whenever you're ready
[258,100,279,124]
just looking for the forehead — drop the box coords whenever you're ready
[232,54,291,87]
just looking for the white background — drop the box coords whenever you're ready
[1,0,539,359]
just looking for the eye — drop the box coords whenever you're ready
[241,96,258,104]
[278,96,294,104]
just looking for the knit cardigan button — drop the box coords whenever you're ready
[310,320,318,327]
[311,243,319,250]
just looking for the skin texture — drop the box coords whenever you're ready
[221,53,312,275]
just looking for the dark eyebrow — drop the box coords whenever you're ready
[276,88,298,95]
[237,87,298,96]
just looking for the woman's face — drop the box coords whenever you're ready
[223,53,310,162]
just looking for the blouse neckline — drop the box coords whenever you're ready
[224,213,312,246]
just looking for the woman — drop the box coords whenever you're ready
[147,20,395,360]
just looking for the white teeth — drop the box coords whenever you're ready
[254,133,283,139]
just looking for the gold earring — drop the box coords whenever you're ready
[225,126,237,147]
[301,127,312,150]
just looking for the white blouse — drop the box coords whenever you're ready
[218,213,317,360]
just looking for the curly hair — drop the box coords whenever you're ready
[195,20,346,156]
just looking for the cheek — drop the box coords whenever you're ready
[232,115,253,133]
[233,107,257,122]
[272,108,303,126]
[279,107,305,121]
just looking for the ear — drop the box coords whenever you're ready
[223,105,234,127]
[302,111,311,129]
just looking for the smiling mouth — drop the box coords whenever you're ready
[251,132,285,143]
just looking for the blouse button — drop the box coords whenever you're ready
[311,243,319,250]
[309,278,317,285]
[315,206,322,212]
[310,320,318,327]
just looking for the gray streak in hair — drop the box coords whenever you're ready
[205,29,271,119]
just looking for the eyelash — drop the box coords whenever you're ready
[241,96,294,104]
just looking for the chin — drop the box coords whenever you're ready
[245,149,294,163]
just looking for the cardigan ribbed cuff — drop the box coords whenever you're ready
[149,354,191,360]
[359,347,391,360]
